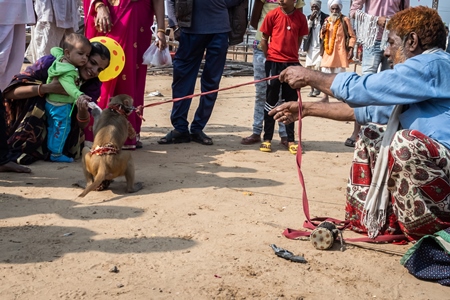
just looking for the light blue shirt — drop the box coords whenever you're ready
[354,106,394,126]
[331,50,450,149]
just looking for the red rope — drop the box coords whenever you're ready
[136,75,279,111]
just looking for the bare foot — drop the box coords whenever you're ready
[0,161,31,173]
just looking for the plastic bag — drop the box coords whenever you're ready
[143,42,172,67]
[143,21,172,67]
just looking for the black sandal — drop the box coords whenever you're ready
[157,130,191,144]
[190,131,213,145]
[344,138,356,148]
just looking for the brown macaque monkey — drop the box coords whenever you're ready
[78,94,143,197]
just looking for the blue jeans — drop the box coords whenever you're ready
[45,102,71,155]
[171,32,229,133]
[252,48,286,137]
[361,40,390,75]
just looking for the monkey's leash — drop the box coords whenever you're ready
[133,75,280,119]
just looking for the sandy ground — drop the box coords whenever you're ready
[0,69,448,299]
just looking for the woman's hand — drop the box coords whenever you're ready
[155,31,167,51]
[95,5,112,33]
[75,95,92,128]
[76,95,91,113]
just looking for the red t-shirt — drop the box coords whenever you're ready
[260,7,308,63]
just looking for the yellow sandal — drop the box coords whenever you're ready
[288,144,298,155]
[259,141,272,152]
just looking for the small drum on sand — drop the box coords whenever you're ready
[310,221,344,251]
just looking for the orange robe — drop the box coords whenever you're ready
[320,16,356,68]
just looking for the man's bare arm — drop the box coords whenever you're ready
[269,101,355,124]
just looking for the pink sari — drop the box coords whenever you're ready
[84,0,155,148]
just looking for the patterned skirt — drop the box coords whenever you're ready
[346,123,450,241]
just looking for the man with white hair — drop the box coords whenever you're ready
[271,6,450,241]
[303,0,328,97]
[319,0,356,103]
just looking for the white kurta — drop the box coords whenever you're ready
[305,16,322,69]
[25,0,81,63]
[0,0,35,90]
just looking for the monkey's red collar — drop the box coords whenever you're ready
[89,143,119,156]
[108,103,146,121]
[108,103,132,116]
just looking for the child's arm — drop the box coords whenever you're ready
[260,33,269,57]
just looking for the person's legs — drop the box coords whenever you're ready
[45,102,73,162]
[0,25,26,91]
[262,61,281,145]
[251,48,265,135]
[170,32,207,134]
[242,48,265,145]
[190,32,228,135]
[241,48,287,145]
[361,41,383,75]
[159,32,206,144]
[345,122,361,148]
[388,129,450,240]
[25,21,66,63]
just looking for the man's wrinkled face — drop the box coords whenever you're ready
[384,30,408,68]
[330,4,341,14]
[311,4,320,12]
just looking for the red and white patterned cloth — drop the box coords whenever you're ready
[346,123,450,241]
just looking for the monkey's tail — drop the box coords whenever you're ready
[78,168,106,198]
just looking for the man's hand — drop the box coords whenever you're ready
[268,102,300,124]
[279,66,309,90]
[377,16,387,27]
